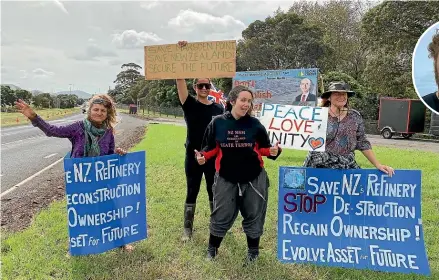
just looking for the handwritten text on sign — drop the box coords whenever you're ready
[144,40,236,80]
[277,167,430,276]
[259,103,328,151]
[64,151,147,256]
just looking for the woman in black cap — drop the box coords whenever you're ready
[303,81,394,176]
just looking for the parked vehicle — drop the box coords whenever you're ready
[378,98,426,139]
[430,112,439,136]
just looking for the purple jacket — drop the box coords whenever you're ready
[31,115,115,158]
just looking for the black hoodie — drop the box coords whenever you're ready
[201,111,281,183]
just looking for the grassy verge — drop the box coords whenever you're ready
[1,124,438,279]
[119,108,184,120]
[1,108,80,127]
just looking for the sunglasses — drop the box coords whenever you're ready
[196,83,211,90]
[92,98,109,106]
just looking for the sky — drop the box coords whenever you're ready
[413,21,439,97]
[1,0,298,94]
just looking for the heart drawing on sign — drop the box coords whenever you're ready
[308,137,325,150]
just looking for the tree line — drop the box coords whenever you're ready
[1,85,85,112]
[108,1,439,120]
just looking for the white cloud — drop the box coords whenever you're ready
[140,1,160,10]
[108,59,123,66]
[168,9,246,35]
[53,0,68,14]
[112,30,163,49]
[69,45,117,61]
[32,68,54,78]
[19,70,28,79]
[1,1,301,93]
[88,26,102,32]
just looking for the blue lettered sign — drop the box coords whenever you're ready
[277,167,430,276]
[64,151,147,256]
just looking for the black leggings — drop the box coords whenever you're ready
[185,152,215,204]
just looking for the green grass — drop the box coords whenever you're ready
[0,108,79,127]
[2,124,438,279]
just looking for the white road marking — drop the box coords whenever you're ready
[44,153,58,159]
[1,114,124,198]
[1,137,43,146]
[0,157,64,198]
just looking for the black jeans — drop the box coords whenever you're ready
[184,151,215,204]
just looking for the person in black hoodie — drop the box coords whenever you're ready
[195,85,282,263]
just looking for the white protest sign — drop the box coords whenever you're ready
[258,103,328,151]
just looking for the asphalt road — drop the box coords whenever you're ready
[0,113,147,193]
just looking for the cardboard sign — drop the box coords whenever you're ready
[144,40,236,80]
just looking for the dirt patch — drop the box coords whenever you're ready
[1,126,147,234]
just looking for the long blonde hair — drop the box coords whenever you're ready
[87,94,117,132]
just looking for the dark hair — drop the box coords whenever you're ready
[428,33,439,88]
[192,78,211,85]
[319,94,350,109]
[225,85,254,115]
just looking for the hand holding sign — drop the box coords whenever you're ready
[195,150,205,165]
[270,142,280,156]
[115,147,127,156]
[178,41,188,48]
[376,164,395,177]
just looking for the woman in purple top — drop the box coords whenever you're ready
[303,82,395,176]
[15,94,135,252]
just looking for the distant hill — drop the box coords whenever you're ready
[1,84,21,90]
[54,90,92,100]
[31,90,43,95]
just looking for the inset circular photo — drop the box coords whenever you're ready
[412,21,439,115]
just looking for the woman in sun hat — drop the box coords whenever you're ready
[303,81,394,176]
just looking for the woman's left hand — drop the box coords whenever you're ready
[376,164,395,177]
[115,147,127,156]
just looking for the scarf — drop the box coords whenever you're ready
[83,119,107,157]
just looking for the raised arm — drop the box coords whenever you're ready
[15,99,80,138]
[176,79,189,105]
[176,41,189,105]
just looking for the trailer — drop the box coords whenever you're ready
[430,112,439,136]
[378,98,426,139]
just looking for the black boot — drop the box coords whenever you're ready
[244,236,260,265]
[206,234,223,261]
[181,203,196,242]
[247,247,259,262]
[209,201,214,214]
[206,244,218,261]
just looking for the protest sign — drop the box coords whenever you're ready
[232,68,319,113]
[64,151,147,256]
[277,167,430,276]
[144,40,236,80]
[259,103,328,151]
